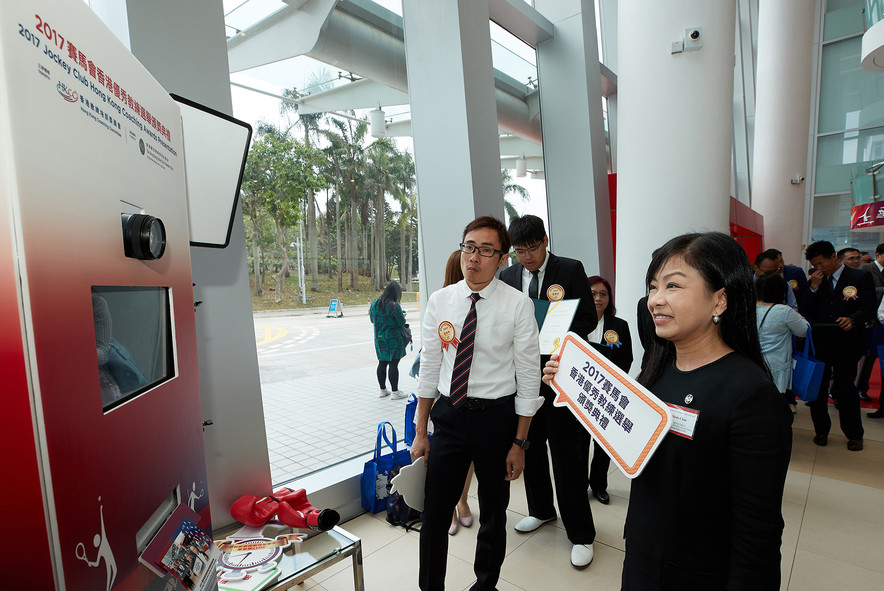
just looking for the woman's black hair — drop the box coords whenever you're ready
[637,232,770,388]
[377,281,402,311]
[755,271,787,305]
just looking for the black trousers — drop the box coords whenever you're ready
[812,356,864,441]
[521,394,596,545]
[419,396,517,591]
[588,441,610,493]
[855,325,884,393]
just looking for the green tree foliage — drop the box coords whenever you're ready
[241,123,327,301]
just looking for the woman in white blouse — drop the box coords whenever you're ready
[756,271,810,398]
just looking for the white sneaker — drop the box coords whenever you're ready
[391,390,408,400]
[570,543,594,568]
[379,389,391,398]
[514,515,556,533]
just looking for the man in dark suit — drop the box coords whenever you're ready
[859,243,884,411]
[800,241,876,450]
[765,248,809,302]
[499,215,598,569]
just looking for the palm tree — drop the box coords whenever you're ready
[280,88,328,292]
[366,138,401,290]
[321,116,367,289]
[502,168,530,223]
[391,150,416,288]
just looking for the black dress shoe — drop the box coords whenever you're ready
[592,490,610,505]
[847,439,864,452]
[813,434,828,446]
[858,392,873,403]
[867,408,884,418]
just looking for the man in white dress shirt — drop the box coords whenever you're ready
[412,216,541,591]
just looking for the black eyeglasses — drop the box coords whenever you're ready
[460,243,506,258]
[513,243,543,256]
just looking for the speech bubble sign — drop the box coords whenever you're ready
[550,332,671,478]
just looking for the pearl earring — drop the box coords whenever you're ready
[712,315,720,324]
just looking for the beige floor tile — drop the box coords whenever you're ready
[788,549,884,591]
[791,408,815,433]
[797,502,884,574]
[443,508,538,566]
[781,501,804,550]
[861,411,884,443]
[491,577,528,591]
[805,475,884,526]
[812,443,884,489]
[780,543,795,591]
[501,525,624,590]
[320,532,476,591]
[588,497,627,552]
[787,430,818,474]
[782,469,811,505]
[310,513,408,583]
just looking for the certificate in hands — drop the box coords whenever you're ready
[535,298,580,355]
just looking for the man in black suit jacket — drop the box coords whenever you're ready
[800,241,877,450]
[499,215,598,568]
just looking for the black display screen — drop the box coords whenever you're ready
[91,286,174,412]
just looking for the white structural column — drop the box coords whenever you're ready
[752,0,815,265]
[535,0,614,279]
[121,0,271,528]
[402,0,505,296]
[616,0,736,360]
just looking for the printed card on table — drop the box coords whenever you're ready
[550,332,671,479]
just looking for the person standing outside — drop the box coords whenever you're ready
[801,240,876,451]
[412,216,541,591]
[499,215,598,569]
[369,281,409,400]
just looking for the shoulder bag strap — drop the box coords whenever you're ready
[759,305,774,329]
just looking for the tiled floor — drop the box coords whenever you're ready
[284,405,884,591]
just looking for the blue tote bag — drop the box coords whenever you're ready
[792,328,824,402]
[361,421,412,513]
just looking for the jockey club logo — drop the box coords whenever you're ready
[57,81,78,102]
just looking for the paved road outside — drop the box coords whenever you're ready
[255,302,422,485]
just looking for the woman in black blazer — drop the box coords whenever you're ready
[585,275,633,504]
[546,233,792,590]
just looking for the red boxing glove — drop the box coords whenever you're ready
[273,488,340,532]
[230,494,280,527]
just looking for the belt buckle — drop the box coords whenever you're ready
[465,398,482,411]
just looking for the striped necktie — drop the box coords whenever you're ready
[449,292,480,408]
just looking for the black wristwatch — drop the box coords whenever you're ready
[513,437,530,450]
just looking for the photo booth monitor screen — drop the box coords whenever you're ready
[92,286,174,412]
[171,94,252,248]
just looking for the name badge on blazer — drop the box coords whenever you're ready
[666,403,699,439]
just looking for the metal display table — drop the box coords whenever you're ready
[216,523,364,591]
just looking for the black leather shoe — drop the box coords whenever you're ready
[858,392,873,403]
[813,434,828,446]
[592,490,610,505]
[847,439,864,452]
[867,408,884,419]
